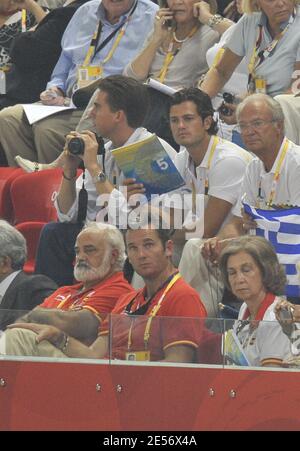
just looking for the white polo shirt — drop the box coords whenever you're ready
[235,296,291,367]
[233,138,300,217]
[166,136,252,225]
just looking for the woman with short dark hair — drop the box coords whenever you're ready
[219,235,290,367]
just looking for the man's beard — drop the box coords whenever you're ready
[74,253,111,283]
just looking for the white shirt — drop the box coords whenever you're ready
[235,296,291,367]
[0,270,22,305]
[56,127,177,222]
[165,136,252,228]
[233,138,300,216]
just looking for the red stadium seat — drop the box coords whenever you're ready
[10,169,62,224]
[10,169,63,273]
[0,168,23,222]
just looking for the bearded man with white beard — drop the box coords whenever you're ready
[0,222,134,356]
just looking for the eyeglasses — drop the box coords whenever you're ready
[237,119,276,133]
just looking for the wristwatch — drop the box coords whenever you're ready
[207,14,225,28]
[92,170,107,184]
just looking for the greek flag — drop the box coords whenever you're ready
[244,203,300,298]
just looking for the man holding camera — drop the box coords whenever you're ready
[35,75,177,286]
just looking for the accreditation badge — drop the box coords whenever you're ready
[125,351,151,361]
[77,65,102,88]
[0,70,6,94]
[254,77,266,94]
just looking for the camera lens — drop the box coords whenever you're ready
[219,104,231,116]
[68,137,85,156]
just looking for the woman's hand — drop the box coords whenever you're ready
[193,1,212,25]
[153,8,174,43]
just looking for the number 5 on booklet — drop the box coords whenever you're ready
[112,134,185,201]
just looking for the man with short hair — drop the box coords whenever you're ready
[179,93,300,316]
[0,220,57,329]
[168,87,251,237]
[164,88,251,313]
[35,75,176,286]
[0,222,134,353]
[0,0,158,165]
[5,215,207,363]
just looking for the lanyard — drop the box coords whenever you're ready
[21,9,26,32]
[191,136,219,216]
[157,25,198,84]
[127,272,181,351]
[82,0,137,68]
[248,11,295,87]
[258,138,290,209]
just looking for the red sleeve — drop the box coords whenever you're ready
[82,283,135,321]
[159,280,207,351]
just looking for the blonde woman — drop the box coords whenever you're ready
[201,0,300,99]
[123,0,229,148]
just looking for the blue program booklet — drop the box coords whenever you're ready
[112,134,185,201]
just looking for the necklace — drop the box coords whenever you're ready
[172,24,199,44]
[172,30,190,43]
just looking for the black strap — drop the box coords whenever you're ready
[76,135,105,225]
[92,0,138,60]
[124,272,179,316]
[77,171,88,225]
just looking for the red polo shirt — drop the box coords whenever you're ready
[39,272,135,321]
[100,276,207,361]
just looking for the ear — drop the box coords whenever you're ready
[164,239,173,258]
[274,120,284,135]
[0,256,13,275]
[110,249,119,267]
[114,110,125,124]
[203,116,212,131]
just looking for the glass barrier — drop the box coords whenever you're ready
[223,317,300,369]
[0,308,107,363]
[109,314,224,366]
[2,307,300,371]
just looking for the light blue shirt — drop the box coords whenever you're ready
[47,0,158,96]
[225,8,300,97]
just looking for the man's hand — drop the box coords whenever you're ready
[7,322,62,345]
[40,87,66,106]
[70,130,100,172]
[201,237,222,264]
[122,178,146,201]
[201,237,235,264]
[241,210,257,233]
[219,102,237,125]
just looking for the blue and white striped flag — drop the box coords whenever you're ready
[244,203,300,298]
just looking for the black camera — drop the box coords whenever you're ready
[68,137,85,156]
[67,135,105,156]
[219,92,235,116]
